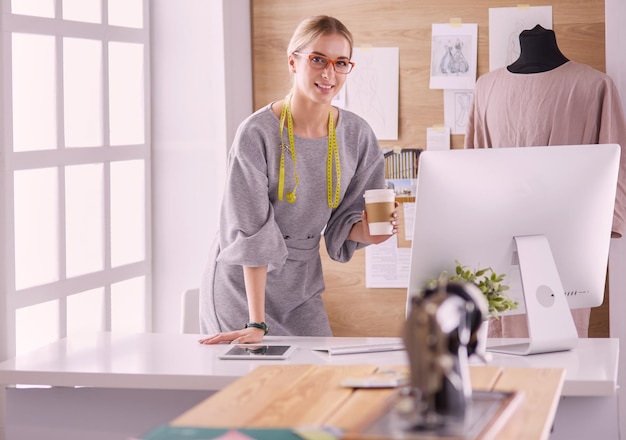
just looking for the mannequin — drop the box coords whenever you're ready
[465,24,626,339]
[507,25,569,74]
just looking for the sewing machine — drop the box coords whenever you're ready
[361,280,521,438]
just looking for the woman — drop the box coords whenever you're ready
[199,15,398,345]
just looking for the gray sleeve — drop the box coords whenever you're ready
[324,121,386,263]
[217,125,288,272]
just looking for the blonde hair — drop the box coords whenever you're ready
[287,15,354,58]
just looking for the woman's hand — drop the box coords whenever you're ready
[198,327,265,345]
[349,201,400,244]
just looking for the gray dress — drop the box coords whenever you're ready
[200,104,385,336]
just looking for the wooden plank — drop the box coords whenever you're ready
[326,388,398,432]
[492,367,565,440]
[469,365,502,391]
[338,367,551,440]
[329,365,504,433]
[325,365,408,432]
[474,390,525,440]
[340,385,525,439]
[252,0,605,151]
[320,241,406,338]
[248,365,378,427]
[170,365,562,439]
[170,364,316,427]
[347,392,525,440]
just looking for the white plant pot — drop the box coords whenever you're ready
[476,319,489,358]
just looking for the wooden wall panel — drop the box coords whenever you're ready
[319,240,406,337]
[252,0,605,150]
[251,0,608,337]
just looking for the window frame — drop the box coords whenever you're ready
[0,0,151,360]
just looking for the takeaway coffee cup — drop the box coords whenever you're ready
[363,189,395,235]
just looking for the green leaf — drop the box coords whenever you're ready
[441,260,518,318]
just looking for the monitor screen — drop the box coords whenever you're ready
[406,144,620,354]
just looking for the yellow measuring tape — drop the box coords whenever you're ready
[278,102,298,203]
[278,101,341,208]
[327,110,341,208]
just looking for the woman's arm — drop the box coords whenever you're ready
[243,265,267,324]
[199,265,268,345]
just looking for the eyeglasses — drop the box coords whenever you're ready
[293,52,355,74]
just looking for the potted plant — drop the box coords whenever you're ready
[430,260,518,355]
[446,260,518,319]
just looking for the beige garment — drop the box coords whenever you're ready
[466,61,626,237]
[487,309,590,338]
[466,61,626,337]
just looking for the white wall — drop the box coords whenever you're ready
[150,0,252,333]
[606,1,626,437]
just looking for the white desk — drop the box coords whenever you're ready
[0,333,409,439]
[0,333,619,439]
[487,337,620,397]
[488,338,621,439]
[0,333,409,391]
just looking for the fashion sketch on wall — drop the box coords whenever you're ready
[429,23,477,89]
[444,89,473,134]
[344,46,400,140]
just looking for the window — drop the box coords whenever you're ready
[1,0,150,358]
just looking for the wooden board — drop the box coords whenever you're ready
[251,0,605,152]
[170,364,564,440]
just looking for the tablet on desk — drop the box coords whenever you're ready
[218,344,296,360]
[312,342,405,356]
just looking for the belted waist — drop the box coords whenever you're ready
[285,235,321,261]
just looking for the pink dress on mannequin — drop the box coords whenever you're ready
[465,26,626,337]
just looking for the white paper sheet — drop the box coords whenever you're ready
[426,126,451,151]
[444,89,473,135]
[344,46,399,140]
[430,23,478,90]
[365,235,411,288]
[488,6,553,71]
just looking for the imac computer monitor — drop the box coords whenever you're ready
[407,144,620,355]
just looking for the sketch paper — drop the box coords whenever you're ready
[489,6,552,71]
[365,235,411,288]
[403,202,415,241]
[426,126,451,151]
[444,89,473,135]
[345,47,399,140]
[429,23,478,90]
[365,201,415,288]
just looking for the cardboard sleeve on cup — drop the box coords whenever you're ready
[363,189,395,235]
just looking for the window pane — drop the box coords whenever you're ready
[14,168,59,290]
[65,164,104,277]
[62,0,101,23]
[63,38,103,148]
[12,33,57,152]
[68,288,105,335]
[11,0,54,17]
[108,0,143,28]
[110,160,145,266]
[16,301,59,356]
[108,42,144,146]
[111,277,145,332]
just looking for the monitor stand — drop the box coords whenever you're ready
[487,235,578,356]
